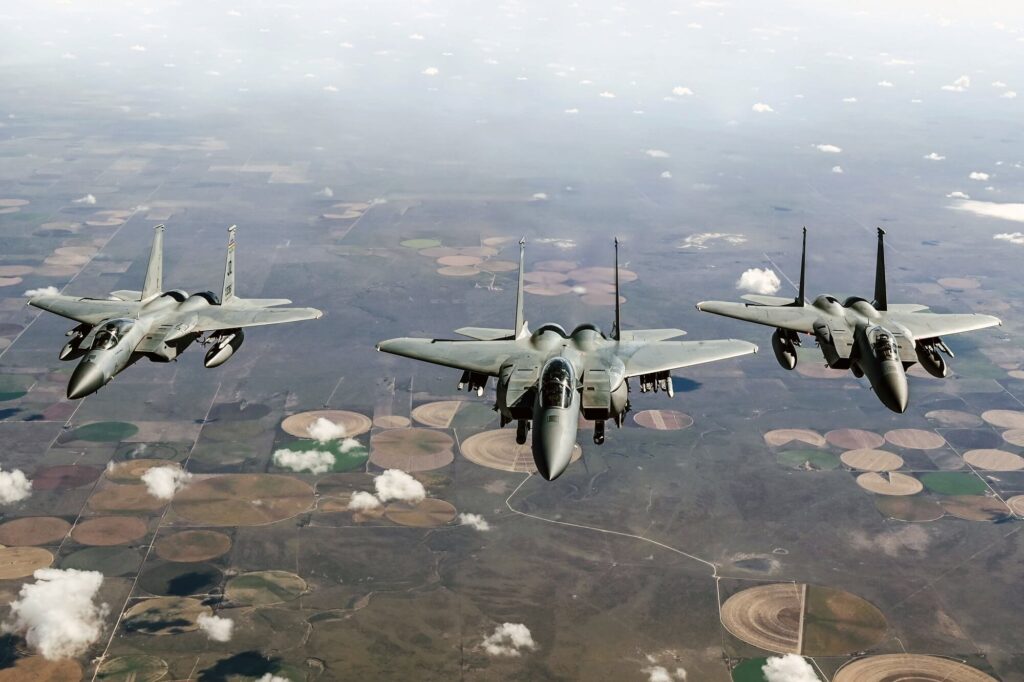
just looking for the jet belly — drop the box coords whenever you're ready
[531,391,580,481]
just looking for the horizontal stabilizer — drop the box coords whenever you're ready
[454,326,515,340]
[619,329,687,342]
[741,294,797,306]
[109,290,142,301]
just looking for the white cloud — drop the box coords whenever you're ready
[339,438,362,453]
[408,33,425,40]
[459,513,491,531]
[307,417,345,442]
[924,152,946,161]
[598,91,616,99]
[129,44,146,52]
[672,86,693,96]
[141,466,192,500]
[644,149,670,158]
[994,232,1024,244]
[831,165,844,174]
[563,108,579,114]
[314,187,334,198]
[24,286,60,298]
[679,232,747,249]
[530,192,549,201]
[0,467,32,505]
[272,448,335,474]
[72,193,96,205]
[763,654,819,682]
[752,102,774,113]
[736,268,781,295]
[842,97,858,103]
[946,191,969,199]
[951,200,1024,224]
[197,613,234,642]
[255,676,290,682]
[941,75,970,92]
[2,568,109,660]
[815,144,842,153]
[877,80,894,88]
[660,171,673,179]
[422,67,439,76]
[642,666,687,682]
[687,22,703,29]
[374,469,426,503]
[482,623,536,656]
[1001,91,1017,99]
[969,171,990,181]
[322,85,338,92]
[347,491,382,511]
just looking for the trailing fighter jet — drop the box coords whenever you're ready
[30,225,322,399]
[696,228,1001,413]
[376,239,758,480]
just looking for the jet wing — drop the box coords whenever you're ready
[193,306,322,332]
[377,338,524,376]
[29,295,141,324]
[619,329,687,342]
[885,312,1001,339]
[618,339,758,377]
[454,327,515,340]
[696,300,820,334]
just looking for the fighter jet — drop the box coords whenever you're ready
[376,239,758,480]
[30,225,322,399]
[696,228,1001,413]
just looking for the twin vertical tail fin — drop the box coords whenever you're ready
[141,224,165,300]
[873,227,887,311]
[612,237,621,340]
[514,237,527,339]
[222,225,237,304]
[796,227,807,307]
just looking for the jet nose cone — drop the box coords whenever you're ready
[533,415,575,481]
[67,362,106,400]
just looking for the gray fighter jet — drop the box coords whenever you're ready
[30,225,322,399]
[377,239,758,480]
[696,228,1001,413]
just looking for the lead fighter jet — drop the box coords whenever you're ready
[30,225,322,399]
[377,239,758,480]
[697,228,1001,413]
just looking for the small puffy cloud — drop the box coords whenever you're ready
[644,149,670,158]
[687,22,702,29]
[374,469,426,503]
[129,44,146,52]
[877,80,894,88]
[314,187,334,198]
[339,438,361,453]
[763,654,819,682]
[941,75,970,92]
[969,171,990,181]
[679,232,746,249]
[831,165,844,174]
[992,80,1007,88]
[642,666,687,682]
[946,191,969,199]
[752,102,774,113]
[272,448,335,474]
[842,97,857,103]
[530,192,548,201]
[598,91,616,98]
[951,200,1024,224]
[347,491,382,511]
[736,268,781,295]
[422,67,439,76]
[141,466,192,500]
[1001,91,1017,99]
[0,467,32,505]
[255,676,290,682]
[672,86,693,96]
[307,417,345,442]
[459,513,491,531]
[994,232,1024,244]
[322,85,338,92]
[197,613,234,642]
[2,568,109,660]
[563,108,579,114]
[660,171,673,179]
[25,286,60,298]
[408,33,425,40]
[482,623,536,656]
[72,193,96,205]
[815,144,842,153]
[923,152,946,161]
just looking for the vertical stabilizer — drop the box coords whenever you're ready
[222,225,237,303]
[873,227,887,311]
[514,237,527,338]
[612,238,622,340]
[141,224,164,300]
[796,226,807,307]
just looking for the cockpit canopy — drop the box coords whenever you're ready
[540,357,575,409]
[91,318,135,351]
[867,326,898,360]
